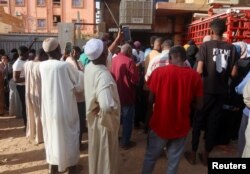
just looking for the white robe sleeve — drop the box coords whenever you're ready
[67,64,84,93]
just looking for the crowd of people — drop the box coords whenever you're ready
[1,18,250,174]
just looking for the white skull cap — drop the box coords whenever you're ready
[42,38,59,53]
[84,38,104,60]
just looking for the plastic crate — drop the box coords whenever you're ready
[119,0,153,25]
[186,9,250,45]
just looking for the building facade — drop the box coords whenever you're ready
[101,0,249,45]
[0,0,95,33]
[0,6,24,33]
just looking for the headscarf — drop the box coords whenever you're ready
[233,41,248,59]
[134,41,141,49]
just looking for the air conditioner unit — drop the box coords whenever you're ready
[15,11,21,16]
[208,0,239,4]
[53,17,58,22]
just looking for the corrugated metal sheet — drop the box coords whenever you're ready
[0,34,57,55]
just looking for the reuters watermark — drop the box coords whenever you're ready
[208,158,250,174]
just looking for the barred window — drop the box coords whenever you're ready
[72,0,83,7]
[37,19,46,28]
[53,0,60,6]
[37,0,45,6]
[15,0,24,6]
[0,0,8,5]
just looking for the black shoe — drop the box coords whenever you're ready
[49,164,58,174]
[184,151,196,165]
[120,141,136,150]
[68,165,76,174]
[68,165,83,174]
[198,152,208,166]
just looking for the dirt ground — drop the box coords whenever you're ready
[0,114,238,174]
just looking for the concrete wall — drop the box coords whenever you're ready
[0,23,12,33]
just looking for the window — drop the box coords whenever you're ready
[53,0,60,6]
[0,0,8,5]
[53,15,61,27]
[37,0,45,6]
[72,0,83,7]
[15,0,24,6]
[37,19,46,28]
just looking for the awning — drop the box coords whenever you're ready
[156,2,209,15]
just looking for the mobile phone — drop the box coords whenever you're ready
[122,27,131,42]
[65,42,72,54]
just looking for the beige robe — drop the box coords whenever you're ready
[24,61,43,144]
[84,62,120,174]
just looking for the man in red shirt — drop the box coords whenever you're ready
[141,46,203,174]
[111,43,139,149]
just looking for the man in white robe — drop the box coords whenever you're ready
[9,78,22,117]
[40,38,84,173]
[84,38,121,174]
[24,48,48,144]
[24,60,43,144]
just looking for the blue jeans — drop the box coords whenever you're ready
[121,105,135,145]
[142,130,186,174]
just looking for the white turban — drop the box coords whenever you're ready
[84,38,104,60]
[42,38,59,53]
